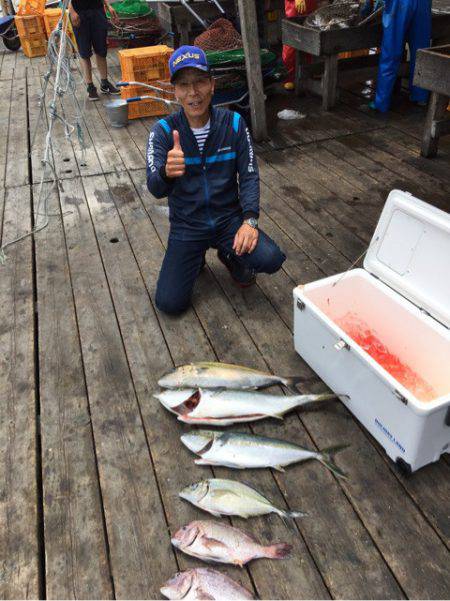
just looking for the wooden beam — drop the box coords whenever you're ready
[236,0,267,141]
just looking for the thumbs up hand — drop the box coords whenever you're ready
[165,130,185,179]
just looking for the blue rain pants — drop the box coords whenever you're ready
[375,0,432,113]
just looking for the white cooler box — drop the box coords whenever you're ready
[293,190,450,473]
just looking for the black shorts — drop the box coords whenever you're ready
[72,8,108,59]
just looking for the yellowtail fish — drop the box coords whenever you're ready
[181,430,349,478]
[158,362,306,392]
[155,388,337,425]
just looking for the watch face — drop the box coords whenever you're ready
[246,218,258,228]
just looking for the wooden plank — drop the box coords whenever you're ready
[79,172,255,595]
[28,73,53,185]
[0,185,40,599]
[0,48,16,81]
[14,50,28,80]
[5,76,29,187]
[121,171,404,598]
[236,0,267,141]
[0,77,12,188]
[34,181,113,599]
[58,176,178,599]
[74,85,126,175]
[261,146,379,238]
[92,100,146,171]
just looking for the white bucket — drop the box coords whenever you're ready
[105,99,128,128]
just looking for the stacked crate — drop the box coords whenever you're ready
[15,13,47,57]
[43,8,78,52]
[118,45,173,119]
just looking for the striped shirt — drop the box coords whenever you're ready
[191,120,210,154]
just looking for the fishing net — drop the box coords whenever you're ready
[108,0,154,18]
[194,18,242,51]
[206,48,278,68]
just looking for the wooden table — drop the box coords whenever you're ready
[282,5,450,111]
[414,44,450,157]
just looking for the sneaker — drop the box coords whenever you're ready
[100,79,120,95]
[87,83,99,101]
[217,250,256,288]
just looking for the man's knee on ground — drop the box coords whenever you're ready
[155,289,190,316]
[258,245,286,275]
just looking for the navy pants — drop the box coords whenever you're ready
[155,218,286,315]
[374,0,431,112]
[72,8,108,59]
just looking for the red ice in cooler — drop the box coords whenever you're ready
[335,313,436,402]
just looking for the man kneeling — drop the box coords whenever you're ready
[147,46,286,316]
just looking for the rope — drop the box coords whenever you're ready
[1,0,87,262]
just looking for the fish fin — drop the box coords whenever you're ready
[265,543,292,559]
[201,536,228,552]
[278,509,307,533]
[273,465,286,473]
[195,458,220,466]
[318,444,350,480]
[196,588,215,600]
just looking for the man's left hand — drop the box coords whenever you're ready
[233,223,259,256]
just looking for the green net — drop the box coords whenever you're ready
[107,0,154,18]
[206,48,277,67]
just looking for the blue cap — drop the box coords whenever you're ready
[169,45,210,82]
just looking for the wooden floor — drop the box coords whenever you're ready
[1,45,450,600]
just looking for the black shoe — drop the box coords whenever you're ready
[87,83,99,101]
[100,79,120,95]
[217,250,256,288]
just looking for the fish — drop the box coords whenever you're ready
[155,388,337,425]
[181,430,349,478]
[179,478,306,529]
[157,362,305,392]
[171,520,292,567]
[160,568,254,600]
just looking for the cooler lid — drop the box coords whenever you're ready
[364,190,450,329]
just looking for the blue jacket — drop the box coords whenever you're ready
[146,106,259,241]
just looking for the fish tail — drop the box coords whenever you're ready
[278,509,307,532]
[265,542,292,559]
[318,444,350,479]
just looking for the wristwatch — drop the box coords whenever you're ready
[244,217,258,229]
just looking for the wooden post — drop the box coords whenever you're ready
[421,91,449,158]
[322,54,339,110]
[236,0,267,141]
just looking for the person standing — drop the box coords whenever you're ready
[282,0,317,90]
[369,0,432,112]
[146,46,286,316]
[69,0,120,100]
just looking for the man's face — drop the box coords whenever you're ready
[173,68,215,120]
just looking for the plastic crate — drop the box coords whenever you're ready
[21,34,47,57]
[119,45,173,87]
[14,14,46,38]
[17,0,46,16]
[44,8,78,51]
[120,85,171,119]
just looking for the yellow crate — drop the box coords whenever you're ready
[17,0,46,16]
[119,45,173,87]
[21,34,47,57]
[15,14,46,38]
[44,9,78,52]
[120,85,171,119]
